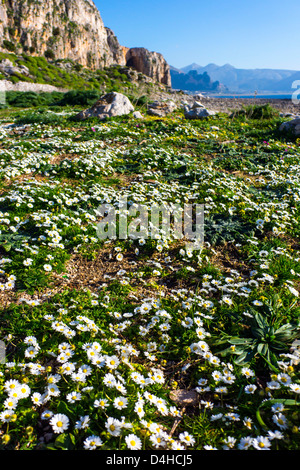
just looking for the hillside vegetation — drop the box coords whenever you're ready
[0,52,168,102]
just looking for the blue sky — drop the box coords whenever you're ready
[95,0,300,71]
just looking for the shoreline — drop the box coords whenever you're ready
[193,96,300,114]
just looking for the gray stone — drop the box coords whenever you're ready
[279,118,300,136]
[192,101,205,108]
[0,79,67,93]
[147,99,177,117]
[0,59,30,77]
[169,389,198,406]
[75,92,134,121]
[193,93,205,100]
[132,111,143,119]
[184,105,216,119]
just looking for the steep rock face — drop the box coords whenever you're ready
[126,48,171,87]
[105,27,127,67]
[0,0,123,69]
[0,0,170,86]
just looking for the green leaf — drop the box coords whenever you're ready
[233,351,249,364]
[54,433,75,450]
[261,398,299,408]
[228,337,253,345]
[257,342,268,356]
[256,408,268,429]
[57,401,74,417]
[251,327,265,339]
[254,312,267,330]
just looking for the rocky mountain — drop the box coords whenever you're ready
[170,67,226,93]
[0,0,171,86]
[180,63,299,93]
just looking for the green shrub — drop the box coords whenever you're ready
[45,49,55,60]
[135,95,149,107]
[56,90,100,106]
[15,110,67,125]
[10,75,20,84]
[2,40,16,52]
[6,91,64,108]
[233,103,279,120]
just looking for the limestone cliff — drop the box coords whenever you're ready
[125,48,171,87]
[0,0,171,86]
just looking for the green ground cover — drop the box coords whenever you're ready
[0,101,300,450]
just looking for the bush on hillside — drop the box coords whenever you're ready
[6,91,64,108]
[233,103,279,120]
[15,110,67,125]
[56,89,101,106]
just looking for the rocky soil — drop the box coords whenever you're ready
[145,88,300,116]
[190,96,300,115]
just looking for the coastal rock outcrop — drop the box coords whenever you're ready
[0,0,170,86]
[0,0,119,69]
[125,48,171,87]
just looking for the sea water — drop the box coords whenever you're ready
[211,94,292,100]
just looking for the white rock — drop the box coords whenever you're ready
[192,101,205,108]
[133,111,143,119]
[75,92,134,120]
[184,106,216,119]
[0,59,30,76]
[0,79,66,93]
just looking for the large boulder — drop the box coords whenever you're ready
[279,118,300,137]
[75,92,134,121]
[147,100,177,117]
[184,101,216,119]
[0,59,30,76]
